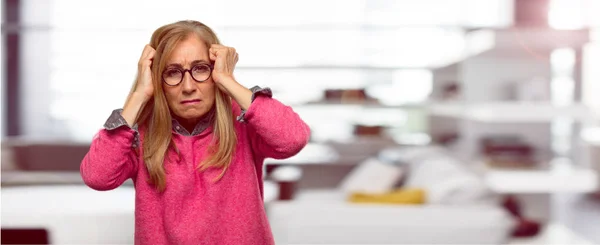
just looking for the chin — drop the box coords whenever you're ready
[177,108,207,119]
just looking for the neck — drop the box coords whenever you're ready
[171,107,216,134]
[177,117,200,134]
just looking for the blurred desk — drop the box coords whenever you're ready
[264,141,399,189]
[473,158,599,223]
[1,185,135,244]
[265,143,341,165]
[485,168,598,194]
[2,184,279,244]
[1,171,113,186]
[265,139,399,166]
[264,143,357,190]
[473,159,599,194]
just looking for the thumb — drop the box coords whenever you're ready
[209,51,217,62]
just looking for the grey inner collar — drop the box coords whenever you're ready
[171,107,215,136]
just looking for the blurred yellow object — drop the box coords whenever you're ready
[348,188,426,205]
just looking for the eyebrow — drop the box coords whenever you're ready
[166,60,210,68]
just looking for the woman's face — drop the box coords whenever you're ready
[162,34,216,124]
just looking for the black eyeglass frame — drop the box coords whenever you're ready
[162,64,214,86]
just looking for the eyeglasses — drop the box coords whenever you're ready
[162,64,214,86]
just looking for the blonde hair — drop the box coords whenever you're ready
[126,20,237,192]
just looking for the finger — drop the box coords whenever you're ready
[142,46,156,61]
[139,47,155,68]
[141,55,155,70]
[208,47,217,60]
[209,46,225,55]
[209,51,218,61]
[209,47,229,61]
[139,61,152,71]
[138,47,149,66]
[210,44,225,49]
[139,45,149,60]
[140,45,153,61]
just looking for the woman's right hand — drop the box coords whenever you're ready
[136,44,156,101]
[121,45,156,127]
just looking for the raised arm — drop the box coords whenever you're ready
[209,44,310,159]
[81,44,155,190]
[81,110,140,190]
[240,87,310,159]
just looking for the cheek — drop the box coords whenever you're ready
[163,87,180,108]
[199,83,216,101]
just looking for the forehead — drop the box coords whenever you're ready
[167,34,209,64]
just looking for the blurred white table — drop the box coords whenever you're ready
[265,143,339,165]
[474,159,599,231]
[2,182,279,244]
[472,159,599,194]
[1,185,136,244]
[485,167,598,194]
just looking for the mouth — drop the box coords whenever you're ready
[181,99,201,105]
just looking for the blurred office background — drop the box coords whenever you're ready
[2,0,600,244]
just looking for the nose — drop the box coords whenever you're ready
[181,71,197,94]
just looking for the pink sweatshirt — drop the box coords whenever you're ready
[80,95,310,244]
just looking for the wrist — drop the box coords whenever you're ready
[216,76,240,94]
[122,92,150,127]
[132,91,151,103]
[215,75,236,85]
[225,82,253,110]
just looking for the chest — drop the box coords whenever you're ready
[159,137,257,194]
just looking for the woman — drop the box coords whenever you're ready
[80,20,310,244]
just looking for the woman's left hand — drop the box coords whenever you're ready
[209,44,252,109]
[209,44,238,88]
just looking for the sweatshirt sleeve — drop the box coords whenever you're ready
[80,110,139,191]
[241,89,311,159]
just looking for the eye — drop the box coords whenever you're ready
[192,65,211,74]
[164,69,182,78]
